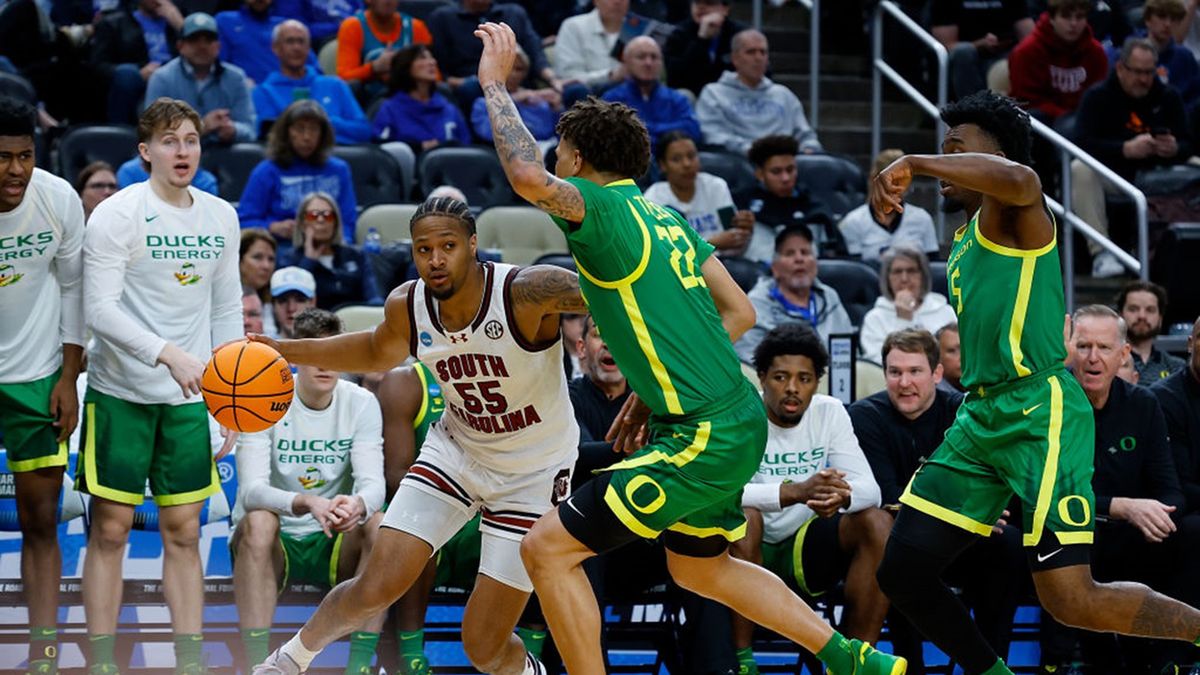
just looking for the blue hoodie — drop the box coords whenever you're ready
[216,7,318,85]
[601,79,701,152]
[372,90,470,147]
[470,94,558,142]
[253,67,371,144]
[237,156,359,243]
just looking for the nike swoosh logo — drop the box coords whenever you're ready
[248,630,269,637]
[1023,403,1044,416]
[145,214,159,222]
[565,496,585,518]
[1037,547,1064,563]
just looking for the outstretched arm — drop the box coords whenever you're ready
[476,21,585,223]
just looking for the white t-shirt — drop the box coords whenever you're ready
[0,169,85,383]
[643,173,735,242]
[837,202,939,263]
[84,182,242,405]
[234,379,385,538]
[742,394,882,544]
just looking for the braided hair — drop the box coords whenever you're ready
[410,196,476,236]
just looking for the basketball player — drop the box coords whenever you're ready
[870,90,1200,675]
[475,22,906,675]
[251,196,585,675]
[79,97,242,675]
[0,96,84,675]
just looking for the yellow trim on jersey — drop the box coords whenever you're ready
[413,363,431,430]
[81,403,144,505]
[899,480,995,537]
[666,520,747,542]
[1055,531,1094,545]
[571,197,651,290]
[154,464,220,506]
[1008,256,1037,378]
[1023,375,1064,547]
[790,515,820,596]
[606,421,711,471]
[328,531,344,587]
[974,220,1056,258]
[7,440,68,473]
[604,483,660,538]
[616,284,683,414]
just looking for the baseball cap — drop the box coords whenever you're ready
[181,12,219,39]
[271,267,316,299]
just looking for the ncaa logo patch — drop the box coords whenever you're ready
[420,331,433,347]
[484,320,504,340]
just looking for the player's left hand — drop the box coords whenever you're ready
[214,426,238,461]
[49,374,79,443]
[475,22,517,86]
[607,393,651,455]
[871,156,911,219]
[328,494,366,531]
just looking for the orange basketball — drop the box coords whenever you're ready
[202,340,294,433]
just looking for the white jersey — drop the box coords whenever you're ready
[0,169,85,383]
[742,394,882,544]
[643,173,735,242]
[84,182,242,406]
[234,379,385,538]
[408,262,579,474]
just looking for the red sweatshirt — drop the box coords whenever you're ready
[1009,13,1109,120]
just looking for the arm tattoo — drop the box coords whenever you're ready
[483,81,540,165]
[534,180,586,221]
[512,266,588,314]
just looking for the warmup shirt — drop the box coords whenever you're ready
[84,182,242,405]
[742,395,882,544]
[0,168,85,382]
[234,379,385,537]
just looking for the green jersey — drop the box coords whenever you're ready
[551,178,744,417]
[412,361,445,448]
[946,209,1066,391]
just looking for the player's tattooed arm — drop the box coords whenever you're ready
[511,265,588,315]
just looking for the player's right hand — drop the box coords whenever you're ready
[158,343,205,398]
[1112,497,1176,543]
[871,156,911,219]
[475,21,517,86]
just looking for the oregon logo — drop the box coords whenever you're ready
[0,264,23,287]
[174,262,202,285]
[297,467,326,490]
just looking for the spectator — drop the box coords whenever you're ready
[233,308,386,673]
[283,191,383,309]
[469,45,559,144]
[643,130,753,254]
[240,228,278,331]
[372,44,471,151]
[664,0,746,98]
[335,0,432,101]
[253,20,371,144]
[601,36,701,154]
[90,0,184,124]
[144,12,258,144]
[733,323,890,675]
[736,135,840,264]
[1118,351,1141,384]
[1152,317,1200,528]
[242,290,265,333]
[555,0,658,96]
[269,266,317,338]
[1072,38,1191,278]
[1007,0,1108,125]
[837,149,939,264]
[1178,0,1200,60]
[734,224,853,363]
[696,29,821,156]
[935,322,965,393]
[216,0,316,86]
[76,161,118,222]
[1117,280,1187,384]
[859,245,957,364]
[238,99,358,249]
[1111,0,1200,109]
[116,155,220,195]
[931,0,1034,98]
[850,329,1025,673]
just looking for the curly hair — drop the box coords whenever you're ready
[748,134,799,169]
[0,96,36,138]
[292,308,342,339]
[939,90,1032,166]
[267,99,335,166]
[556,98,650,179]
[411,195,476,236]
[753,322,829,378]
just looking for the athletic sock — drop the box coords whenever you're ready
[173,633,204,674]
[816,631,855,674]
[398,628,424,660]
[281,633,320,672]
[736,646,759,674]
[241,628,271,668]
[88,634,117,674]
[981,659,1015,675]
[344,631,380,675]
[516,627,546,659]
[29,626,57,674]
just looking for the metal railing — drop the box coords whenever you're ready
[752,0,820,130]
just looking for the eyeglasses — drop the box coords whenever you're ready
[85,182,118,191]
[305,209,335,221]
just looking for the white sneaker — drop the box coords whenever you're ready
[1091,251,1125,278]
[252,649,304,675]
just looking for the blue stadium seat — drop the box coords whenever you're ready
[332,144,404,208]
[699,151,758,198]
[56,125,138,184]
[817,259,880,327]
[720,256,765,293]
[418,147,517,210]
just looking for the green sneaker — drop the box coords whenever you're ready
[88,666,120,675]
[827,639,907,675]
[400,655,433,675]
[738,661,760,675]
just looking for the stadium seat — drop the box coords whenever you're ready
[201,142,266,202]
[795,154,867,222]
[475,206,568,266]
[928,260,949,299]
[532,253,576,271]
[418,147,517,210]
[855,359,887,398]
[379,141,417,200]
[357,203,419,245]
[817,259,880,326]
[699,151,758,198]
[56,124,138,184]
[720,256,765,292]
[336,304,386,333]
[332,144,404,208]
[318,39,337,76]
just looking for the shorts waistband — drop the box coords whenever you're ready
[968,365,1069,399]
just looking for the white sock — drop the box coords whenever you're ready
[280,633,320,671]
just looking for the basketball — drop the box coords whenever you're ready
[202,340,294,433]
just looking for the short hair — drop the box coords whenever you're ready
[882,328,940,372]
[389,43,432,95]
[748,134,799,169]
[731,28,766,53]
[76,161,115,194]
[0,96,36,138]
[411,195,476,236]
[294,191,345,249]
[1144,0,1186,21]
[1119,37,1159,65]
[774,223,814,252]
[271,18,308,44]
[556,98,651,179]
[654,129,695,164]
[753,322,829,378]
[879,244,933,300]
[871,148,904,179]
[292,308,342,339]
[939,90,1032,166]
[1114,280,1169,315]
[267,99,335,166]
[138,97,203,143]
[1072,304,1128,343]
[1047,0,1092,16]
[934,321,959,341]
